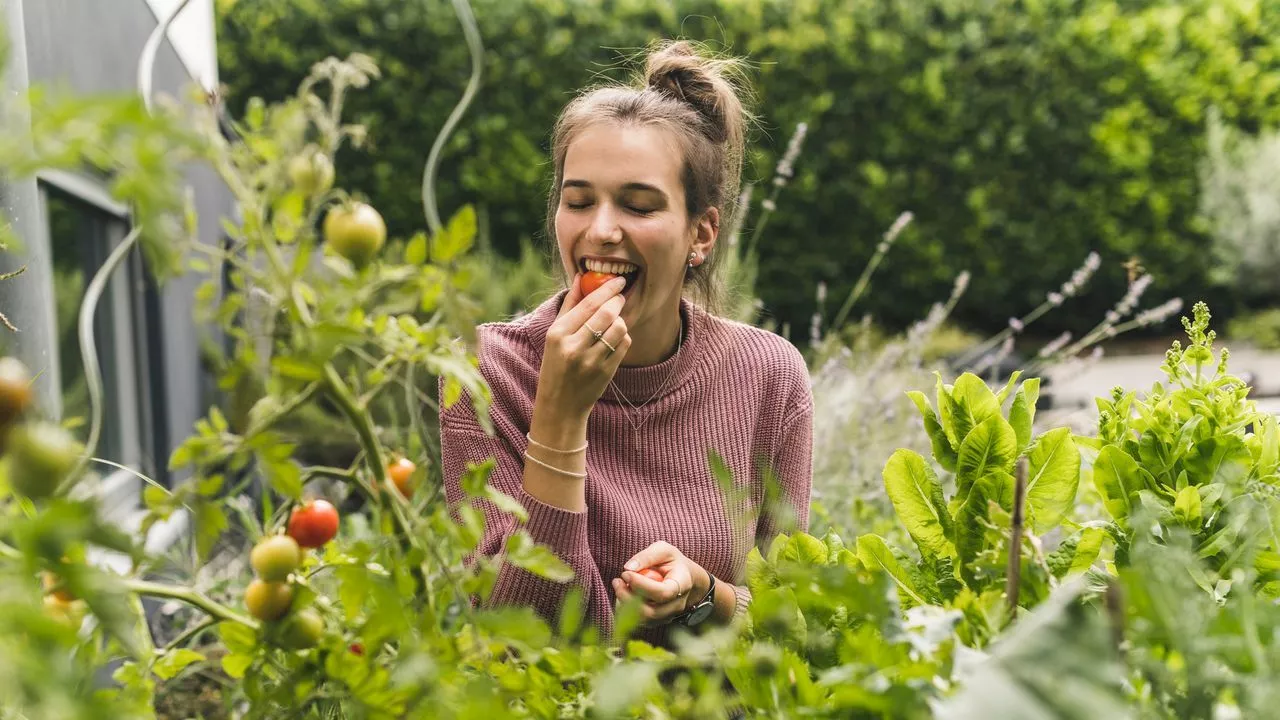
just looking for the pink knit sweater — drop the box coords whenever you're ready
[439,290,813,645]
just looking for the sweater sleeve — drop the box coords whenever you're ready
[756,381,815,549]
[438,379,613,637]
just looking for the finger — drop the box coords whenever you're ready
[582,305,629,353]
[622,570,681,604]
[557,275,625,328]
[624,541,677,574]
[557,272,584,318]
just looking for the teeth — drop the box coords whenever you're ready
[584,258,639,275]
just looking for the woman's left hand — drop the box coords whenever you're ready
[612,541,710,625]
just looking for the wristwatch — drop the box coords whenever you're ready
[673,572,716,627]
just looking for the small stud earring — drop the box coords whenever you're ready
[687,251,698,270]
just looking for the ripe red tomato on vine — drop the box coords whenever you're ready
[287,500,340,549]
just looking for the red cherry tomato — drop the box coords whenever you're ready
[638,567,665,582]
[287,500,340,549]
[387,457,416,498]
[580,271,618,297]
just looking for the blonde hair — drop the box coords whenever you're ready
[546,40,752,312]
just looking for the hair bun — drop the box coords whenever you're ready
[644,41,736,144]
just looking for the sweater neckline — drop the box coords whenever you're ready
[524,290,708,404]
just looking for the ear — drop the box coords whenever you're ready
[690,206,719,265]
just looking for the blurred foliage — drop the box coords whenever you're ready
[1227,306,1280,350]
[216,0,1275,339]
[1201,108,1280,301]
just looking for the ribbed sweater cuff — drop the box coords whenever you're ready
[519,487,590,558]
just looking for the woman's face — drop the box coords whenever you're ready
[555,122,715,339]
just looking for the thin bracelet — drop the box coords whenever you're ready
[522,451,587,479]
[526,432,588,454]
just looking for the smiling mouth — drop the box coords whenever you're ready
[580,258,641,294]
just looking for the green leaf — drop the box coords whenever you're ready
[883,449,955,558]
[404,232,428,264]
[221,653,253,679]
[907,390,958,471]
[995,370,1023,406]
[955,415,1018,500]
[1184,436,1251,488]
[856,534,926,606]
[504,531,574,583]
[1008,378,1041,452]
[937,581,1130,720]
[1093,446,1143,523]
[153,649,205,680]
[1025,428,1082,532]
[1173,485,1203,527]
[195,501,229,560]
[780,532,829,566]
[270,356,324,382]
[954,478,994,583]
[261,458,302,499]
[431,205,476,263]
[483,486,529,523]
[219,621,257,654]
[953,372,1003,433]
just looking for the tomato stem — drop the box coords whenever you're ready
[124,579,260,630]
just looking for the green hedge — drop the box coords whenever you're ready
[217,0,1280,337]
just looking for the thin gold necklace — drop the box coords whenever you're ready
[609,317,684,431]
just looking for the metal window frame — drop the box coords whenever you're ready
[36,170,155,523]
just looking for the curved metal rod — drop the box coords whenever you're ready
[138,0,194,113]
[66,226,144,487]
[421,0,484,239]
[68,0,193,485]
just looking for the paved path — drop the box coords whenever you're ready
[1043,348,1280,410]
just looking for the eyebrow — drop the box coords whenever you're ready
[561,179,667,196]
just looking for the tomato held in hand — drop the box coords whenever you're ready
[7,422,82,500]
[323,202,386,268]
[387,457,415,498]
[580,271,619,297]
[245,579,294,621]
[637,567,665,582]
[287,500,340,549]
[280,608,325,649]
[250,535,302,582]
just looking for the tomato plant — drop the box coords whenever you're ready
[250,535,302,582]
[244,579,294,621]
[287,500,340,549]
[323,201,386,268]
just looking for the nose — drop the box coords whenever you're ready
[584,202,623,245]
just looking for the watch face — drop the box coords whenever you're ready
[687,602,714,626]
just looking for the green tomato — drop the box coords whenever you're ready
[280,608,325,649]
[7,423,81,500]
[323,202,386,268]
[288,151,335,196]
[244,579,294,622]
[250,535,302,582]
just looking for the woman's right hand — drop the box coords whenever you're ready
[534,273,631,420]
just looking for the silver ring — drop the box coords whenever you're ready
[600,337,616,355]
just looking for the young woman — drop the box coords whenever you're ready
[439,41,812,646]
